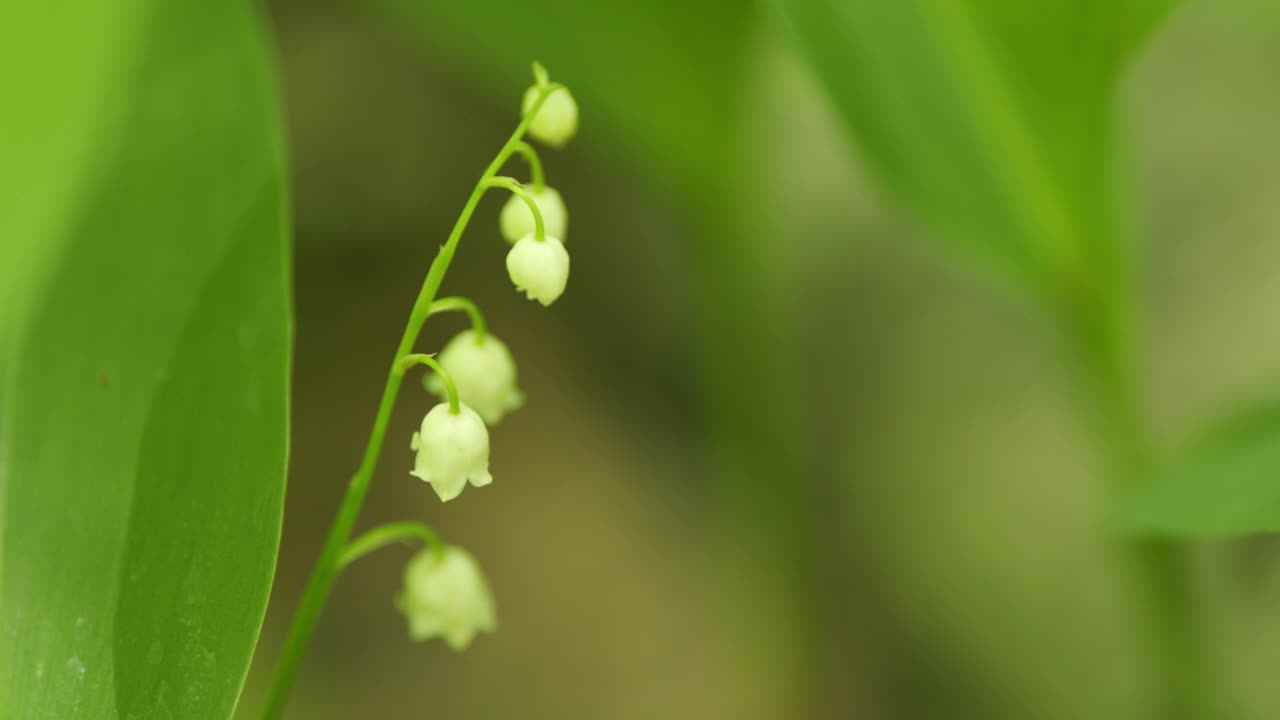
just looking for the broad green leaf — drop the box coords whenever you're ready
[0,2,291,718]
[1114,401,1280,536]
[771,0,1178,300]
[0,5,141,355]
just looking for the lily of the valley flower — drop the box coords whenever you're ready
[410,403,492,502]
[499,185,567,244]
[522,85,578,148]
[506,233,569,306]
[397,546,496,650]
[425,330,524,425]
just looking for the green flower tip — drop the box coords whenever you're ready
[531,61,550,88]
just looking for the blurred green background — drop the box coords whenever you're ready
[240,1,1280,718]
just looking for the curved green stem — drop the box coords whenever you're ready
[511,141,545,192]
[1066,286,1219,719]
[259,79,561,720]
[429,296,487,341]
[485,176,545,241]
[339,521,443,569]
[397,354,459,415]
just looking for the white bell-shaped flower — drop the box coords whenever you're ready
[409,403,492,502]
[521,85,578,148]
[397,546,496,650]
[499,185,567,244]
[424,330,524,425]
[506,233,569,306]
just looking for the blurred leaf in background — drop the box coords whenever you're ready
[1116,399,1280,535]
[768,2,1183,474]
[771,0,1178,305]
[0,2,291,718]
[760,1,1280,718]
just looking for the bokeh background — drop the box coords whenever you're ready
[238,1,1280,718]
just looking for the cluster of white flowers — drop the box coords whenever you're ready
[397,64,580,651]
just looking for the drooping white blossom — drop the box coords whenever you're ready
[409,403,492,502]
[397,546,496,650]
[506,233,569,306]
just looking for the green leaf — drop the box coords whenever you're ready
[771,0,1178,298]
[0,5,142,355]
[0,2,291,718]
[1113,401,1280,536]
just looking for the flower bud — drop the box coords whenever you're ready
[397,546,496,650]
[521,85,578,148]
[409,403,492,502]
[499,185,568,244]
[425,330,524,425]
[506,233,569,306]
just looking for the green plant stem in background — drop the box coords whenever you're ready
[1069,304,1220,720]
[1131,543,1214,718]
[258,83,560,720]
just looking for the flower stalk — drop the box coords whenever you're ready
[428,296,488,341]
[485,175,546,242]
[398,354,459,415]
[512,141,545,192]
[339,521,443,569]
[259,74,567,720]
